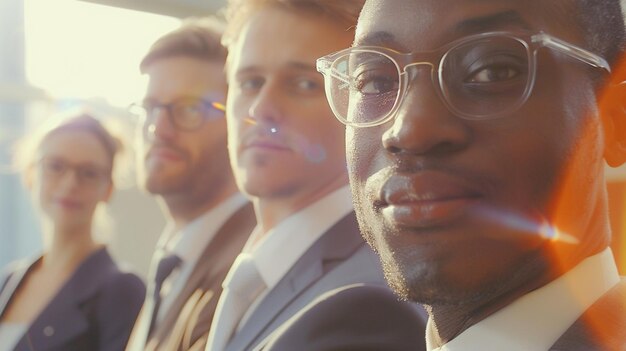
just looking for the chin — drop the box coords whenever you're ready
[380,254,487,306]
[144,173,183,195]
[381,242,548,310]
[242,178,298,200]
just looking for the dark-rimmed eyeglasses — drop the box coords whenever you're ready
[316,31,611,128]
[39,156,111,186]
[129,98,226,131]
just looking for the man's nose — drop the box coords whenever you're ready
[148,107,177,140]
[382,65,471,157]
[247,83,284,128]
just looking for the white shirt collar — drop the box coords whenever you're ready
[427,247,620,351]
[159,192,249,261]
[243,185,354,290]
[155,192,249,322]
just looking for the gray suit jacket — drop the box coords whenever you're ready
[223,212,427,351]
[0,248,145,351]
[129,203,256,351]
[550,279,626,351]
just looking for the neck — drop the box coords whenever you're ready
[254,177,347,238]
[41,221,100,272]
[161,180,239,231]
[427,258,551,346]
[427,193,612,347]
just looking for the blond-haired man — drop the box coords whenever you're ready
[206,1,427,350]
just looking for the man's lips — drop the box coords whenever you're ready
[147,146,184,162]
[55,198,82,209]
[378,171,483,228]
[243,138,292,152]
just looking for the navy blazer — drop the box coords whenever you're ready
[0,248,146,351]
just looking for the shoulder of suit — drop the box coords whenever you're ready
[0,254,42,294]
[63,248,146,304]
[262,283,427,351]
[305,283,425,322]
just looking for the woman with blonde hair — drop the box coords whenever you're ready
[0,113,145,351]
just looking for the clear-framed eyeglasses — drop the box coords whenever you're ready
[129,97,226,132]
[316,31,611,128]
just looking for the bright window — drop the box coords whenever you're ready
[24,0,180,107]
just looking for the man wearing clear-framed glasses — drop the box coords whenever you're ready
[316,0,626,349]
[126,17,256,351]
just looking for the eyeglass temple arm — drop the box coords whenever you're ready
[211,102,226,112]
[533,33,611,73]
[317,58,352,91]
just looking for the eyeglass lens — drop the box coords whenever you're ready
[40,157,108,184]
[139,99,223,131]
[329,36,532,125]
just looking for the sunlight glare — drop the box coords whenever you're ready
[24,0,180,107]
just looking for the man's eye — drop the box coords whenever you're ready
[294,78,320,91]
[179,103,204,115]
[79,168,100,180]
[354,71,399,95]
[467,65,520,83]
[240,77,264,91]
[461,53,527,84]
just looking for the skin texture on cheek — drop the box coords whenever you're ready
[347,0,620,346]
[348,126,398,280]
[225,7,351,206]
[345,36,606,307]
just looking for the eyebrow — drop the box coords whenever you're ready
[234,61,318,76]
[453,10,531,34]
[355,10,531,50]
[355,31,407,51]
[285,61,318,73]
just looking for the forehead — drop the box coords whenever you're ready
[144,57,226,101]
[229,6,355,74]
[39,130,111,166]
[356,0,580,50]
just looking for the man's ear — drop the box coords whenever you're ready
[102,180,114,203]
[602,81,626,167]
[23,165,35,190]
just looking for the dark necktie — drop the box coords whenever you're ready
[149,253,182,334]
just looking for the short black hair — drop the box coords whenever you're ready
[575,0,625,66]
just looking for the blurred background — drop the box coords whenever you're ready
[1,0,625,278]
[0,0,225,277]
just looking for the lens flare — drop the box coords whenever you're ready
[472,205,579,244]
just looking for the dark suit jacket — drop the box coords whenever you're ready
[129,203,256,351]
[0,248,145,351]
[550,279,626,351]
[223,212,427,351]
[260,284,427,351]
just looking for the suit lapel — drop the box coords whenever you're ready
[12,249,115,351]
[14,291,91,351]
[550,279,626,350]
[227,213,364,351]
[0,257,38,319]
[150,203,255,350]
